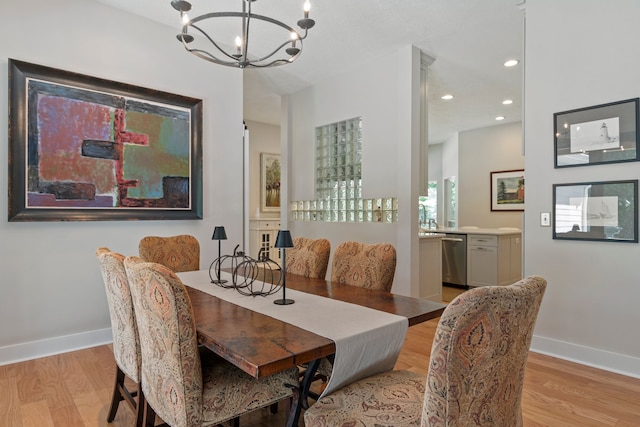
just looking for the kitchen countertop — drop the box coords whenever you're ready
[419,227,521,236]
[418,232,446,239]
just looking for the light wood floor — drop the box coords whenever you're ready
[2,288,639,426]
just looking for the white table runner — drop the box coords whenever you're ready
[177,270,408,396]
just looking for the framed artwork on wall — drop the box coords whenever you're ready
[554,98,639,168]
[260,153,281,212]
[552,180,638,243]
[490,170,525,211]
[8,59,203,221]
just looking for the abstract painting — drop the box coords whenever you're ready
[8,59,203,221]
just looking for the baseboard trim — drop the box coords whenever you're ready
[531,335,640,379]
[0,328,113,366]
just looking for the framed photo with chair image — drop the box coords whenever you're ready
[552,180,638,243]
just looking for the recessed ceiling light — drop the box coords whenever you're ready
[441,94,454,100]
[502,99,513,105]
[504,59,519,67]
[496,116,505,121]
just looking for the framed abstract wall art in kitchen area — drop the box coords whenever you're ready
[553,180,638,243]
[490,170,525,211]
[8,59,203,221]
[554,98,639,168]
[261,153,281,212]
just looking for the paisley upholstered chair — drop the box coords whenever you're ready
[304,242,396,402]
[138,234,200,273]
[304,275,547,427]
[95,248,144,427]
[124,257,299,427]
[286,237,331,279]
[331,241,397,291]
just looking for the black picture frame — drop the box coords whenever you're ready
[552,180,638,243]
[554,98,639,168]
[8,59,203,221]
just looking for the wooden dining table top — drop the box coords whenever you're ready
[185,270,445,379]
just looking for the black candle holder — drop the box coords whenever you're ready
[210,226,228,285]
[273,230,295,305]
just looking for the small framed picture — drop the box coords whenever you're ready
[554,98,639,168]
[490,170,525,211]
[553,180,638,243]
[260,153,281,212]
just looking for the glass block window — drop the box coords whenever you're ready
[291,117,398,223]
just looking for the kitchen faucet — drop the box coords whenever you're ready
[427,218,438,230]
[419,205,427,227]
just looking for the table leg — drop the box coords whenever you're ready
[286,358,321,427]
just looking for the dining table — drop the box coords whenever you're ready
[177,268,445,427]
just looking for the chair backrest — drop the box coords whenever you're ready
[138,234,200,273]
[125,257,203,427]
[285,237,331,279]
[330,241,397,291]
[95,247,141,383]
[422,275,547,426]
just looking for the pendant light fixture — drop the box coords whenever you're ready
[171,0,315,68]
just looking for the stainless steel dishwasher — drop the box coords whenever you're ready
[442,233,467,287]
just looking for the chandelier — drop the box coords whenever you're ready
[171,0,315,69]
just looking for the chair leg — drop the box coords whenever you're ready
[143,401,156,427]
[107,365,126,422]
[134,383,145,427]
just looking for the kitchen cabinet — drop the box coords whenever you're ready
[467,234,521,287]
[248,219,281,262]
[419,234,443,301]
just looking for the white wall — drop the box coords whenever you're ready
[458,122,524,228]
[525,0,640,377]
[245,120,280,220]
[285,46,424,296]
[0,0,244,364]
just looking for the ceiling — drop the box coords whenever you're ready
[94,0,524,144]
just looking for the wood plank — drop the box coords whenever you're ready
[0,377,23,427]
[20,400,52,427]
[49,404,86,427]
[14,359,46,405]
[188,286,335,378]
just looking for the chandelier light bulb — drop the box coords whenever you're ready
[235,36,243,56]
[181,12,190,24]
[286,31,301,55]
[304,0,311,15]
